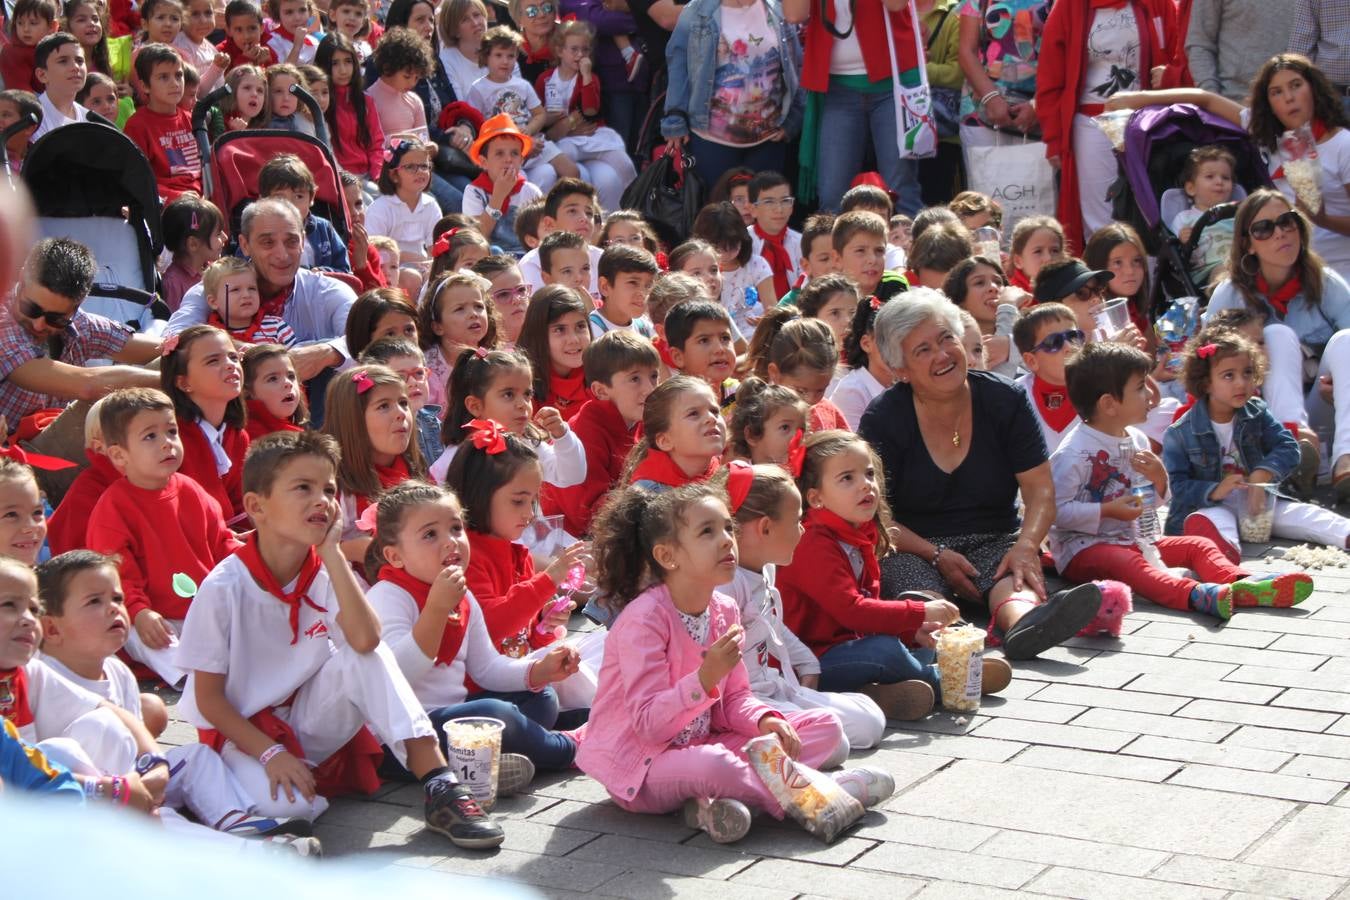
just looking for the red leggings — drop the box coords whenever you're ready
[1062,537,1249,611]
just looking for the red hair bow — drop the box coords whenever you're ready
[464,418,508,454]
[786,429,806,479]
[869,295,883,311]
[1196,343,1218,359]
[431,228,463,259]
[352,370,375,394]
[0,441,76,471]
[725,460,754,513]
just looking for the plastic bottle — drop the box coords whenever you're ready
[744,285,759,314]
[1120,439,1164,568]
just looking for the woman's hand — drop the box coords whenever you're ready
[923,598,960,626]
[757,715,801,759]
[447,124,473,152]
[1105,91,1152,112]
[935,548,981,603]
[993,539,1045,599]
[1009,101,1037,133]
[983,94,1012,129]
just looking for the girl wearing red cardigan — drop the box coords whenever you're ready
[1035,0,1181,252]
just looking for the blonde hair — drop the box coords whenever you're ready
[202,256,255,301]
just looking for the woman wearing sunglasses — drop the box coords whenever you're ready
[1205,189,1350,497]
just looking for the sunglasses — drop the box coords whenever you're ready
[492,284,531,304]
[523,1,554,15]
[1248,210,1300,241]
[1031,328,1086,354]
[18,296,72,329]
[1073,282,1107,303]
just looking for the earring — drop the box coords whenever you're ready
[1240,252,1260,276]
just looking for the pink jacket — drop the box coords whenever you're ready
[575,584,777,803]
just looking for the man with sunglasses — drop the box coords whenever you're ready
[0,238,160,439]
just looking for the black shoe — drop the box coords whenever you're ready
[424,775,505,849]
[1002,584,1102,661]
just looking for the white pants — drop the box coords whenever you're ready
[760,682,884,758]
[1262,323,1312,430]
[1309,328,1350,464]
[218,641,435,821]
[565,134,637,213]
[163,743,255,828]
[1072,113,1117,239]
[545,628,604,712]
[39,707,137,777]
[1140,396,1182,447]
[123,617,187,686]
[1192,498,1350,553]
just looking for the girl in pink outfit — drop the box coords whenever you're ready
[577,480,894,844]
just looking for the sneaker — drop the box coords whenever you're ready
[219,812,313,838]
[682,797,752,843]
[981,657,1013,696]
[624,49,646,82]
[262,834,323,857]
[832,767,895,809]
[1002,583,1102,661]
[1184,513,1241,565]
[1231,572,1314,608]
[424,774,505,849]
[497,752,536,797]
[861,680,934,720]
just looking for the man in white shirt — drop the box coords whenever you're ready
[31,33,89,142]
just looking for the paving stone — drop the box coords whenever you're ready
[1032,682,1189,714]
[1247,806,1350,875]
[685,822,876,867]
[730,857,927,899]
[1120,735,1293,772]
[1136,620,1277,647]
[1084,651,1237,680]
[1274,688,1350,714]
[898,760,1293,859]
[1003,658,1136,688]
[1062,634,1189,657]
[851,841,1044,890]
[991,678,1045,700]
[855,810,998,851]
[494,820,600,857]
[1226,614,1350,639]
[1026,867,1227,899]
[1270,633,1350,657]
[1327,715,1350,735]
[845,747,953,791]
[526,800,697,843]
[975,830,1169,878]
[890,713,988,735]
[1222,664,1344,691]
[1008,745,1181,782]
[1072,707,1238,742]
[1176,698,1340,732]
[310,822,451,863]
[592,870,797,899]
[1167,763,1343,803]
[1280,753,1350,782]
[425,847,627,892]
[969,718,1132,752]
[879,732,1028,762]
[964,696,1087,724]
[532,775,616,804]
[1228,725,1350,758]
[911,882,1068,900]
[1177,643,1329,670]
[1153,855,1347,899]
[1125,673,1284,704]
[567,834,754,880]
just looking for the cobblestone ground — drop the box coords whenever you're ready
[157,541,1350,899]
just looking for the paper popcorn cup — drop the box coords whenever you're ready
[936,625,985,712]
[444,717,505,810]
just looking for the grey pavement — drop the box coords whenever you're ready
[155,541,1350,899]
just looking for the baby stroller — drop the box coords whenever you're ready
[191,83,350,248]
[1108,103,1272,315]
[18,120,169,331]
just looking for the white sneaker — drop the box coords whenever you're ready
[497,752,536,797]
[263,835,324,857]
[832,767,895,809]
[682,797,752,843]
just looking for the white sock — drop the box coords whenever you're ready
[620,45,636,62]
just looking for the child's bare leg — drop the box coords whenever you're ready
[404,735,445,780]
[140,692,168,738]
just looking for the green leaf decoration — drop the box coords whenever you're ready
[172,573,199,599]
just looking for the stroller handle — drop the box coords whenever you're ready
[192,84,234,201]
[1181,201,1239,257]
[289,84,328,145]
[0,112,40,187]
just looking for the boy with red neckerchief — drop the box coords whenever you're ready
[203,258,297,348]
[749,171,802,299]
[175,430,505,848]
[462,113,545,256]
[1013,304,1086,455]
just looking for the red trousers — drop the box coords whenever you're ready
[1062,537,1249,611]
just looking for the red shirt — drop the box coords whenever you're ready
[124,106,203,201]
[47,451,119,556]
[542,397,635,536]
[176,416,251,523]
[810,398,850,432]
[0,43,37,93]
[331,85,385,179]
[215,36,278,69]
[464,530,557,658]
[85,473,242,621]
[352,241,387,292]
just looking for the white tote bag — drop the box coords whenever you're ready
[965,136,1058,240]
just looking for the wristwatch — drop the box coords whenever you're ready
[486,207,503,222]
[134,752,170,777]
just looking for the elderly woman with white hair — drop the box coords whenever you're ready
[857,289,1102,660]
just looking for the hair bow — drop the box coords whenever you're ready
[474,346,489,359]
[869,295,883,311]
[786,429,806,479]
[160,333,181,357]
[464,418,508,454]
[355,502,380,533]
[725,459,754,513]
[381,147,394,163]
[352,370,376,394]
[189,211,199,231]
[430,228,463,258]
[1196,343,1218,360]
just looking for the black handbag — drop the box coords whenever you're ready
[621,145,705,249]
[434,142,483,179]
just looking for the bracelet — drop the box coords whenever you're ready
[931,543,946,568]
[113,776,130,806]
[83,777,105,801]
[979,89,1003,107]
[259,743,287,766]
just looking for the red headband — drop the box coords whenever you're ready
[725,460,754,513]
[1196,343,1217,359]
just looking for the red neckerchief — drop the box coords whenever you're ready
[245,398,303,441]
[377,565,470,666]
[1009,268,1033,293]
[207,309,268,345]
[234,531,325,645]
[1172,393,1196,423]
[652,335,678,371]
[215,36,269,67]
[0,666,32,728]
[629,448,719,487]
[754,224,793,297]
[1256,270,1303,316]
[356,456,411,514]
[804,507,881,596]
[1032,375,1078,433]
[548,367,590,416]
[521,39,553,65]
[1272,119,1329,179]
[469,172,527,215]
[258,282,292,320]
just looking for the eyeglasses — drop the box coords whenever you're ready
[1248,210,1300,241]
[1031,328,1086,355]
[523,1,554,15]
[398,366,429,381]
[1074,282,1107,303]
[491,284,531,304]
[18,296,72,329]
[399,163,432,173]
[754,196,795,209]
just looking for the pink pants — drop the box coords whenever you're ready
[1062,536,1249,611]
[614,709,845,818]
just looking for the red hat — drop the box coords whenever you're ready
[850,171,895,198]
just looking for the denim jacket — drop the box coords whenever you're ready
[305,214,352,273]
[661,0,804,140]
[1161,395,1300,534]
[1205,268,1350,352]
[415,405,444,468]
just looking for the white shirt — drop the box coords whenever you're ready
[829,366,886,431]
[266,30,318,65]
[32,93,88,142]
[1079,5,1142,106]
[41,655,141,718]
[367,192,441,258]
[197,418,232,475]
[176,554,347,728]
[519,243,603,296]
[19,657,104,744]
[439,46,489,101]
[750,227,803,286]
[719,565,819,702]
[588,310,656,340]
[826,0,866,75]
[430,424,587,486]
[461,179,544,219]
[367,583,533,709]
[720,256,774,337]
[466,75,540,129]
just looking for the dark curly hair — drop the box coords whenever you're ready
[1246,54,1350,152]
[1180,323,1267,400]
[372,25,434,78]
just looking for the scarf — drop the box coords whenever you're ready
[629,448,721,487]
[234,531,325,645]
[1256,270,1303,317]
[754,223,793,297]
[257,282,293,320]
[245,398,303,441]
[1008,268,1033,293]
[377,565,471,666]
[521,38,554,66]
[804,506,881,595]
[1032,375,1078,433]
[0,666,32,729]
[547,367,590,417]
[469,172,527,215]
[356,456,412,515]
[1272,119,1329,180]
[207,309,268,345]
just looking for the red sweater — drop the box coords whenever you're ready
[542,397,635,536]
[123,106,203,201]
[215,36,278,69]
[0,43,37,93]
[810,398,850,433]
[331,85,385,179]
[352,241,387,292]
[176,416,250,523]
[85,473,242,621]
[533,67,602,119]
[47,451,120,556]
[465,530,557,658]
[775,519,925,656]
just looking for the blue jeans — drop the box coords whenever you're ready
[429,172,467,216]
[816,82,922,216]
[427,688,576,771]
[817,634,939,694]
[687,133,786,196]
[304,365,336,429]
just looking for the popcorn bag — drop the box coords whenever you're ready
[743,735,864,843]
[1279,126,1323,213]
[1234,484,1277,543]
[936,625,985,712]
[444,717,505,810]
